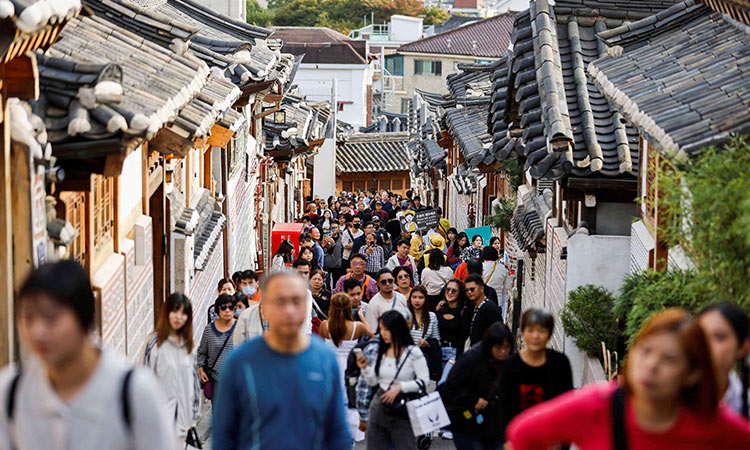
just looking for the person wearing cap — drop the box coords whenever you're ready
[372,201,388,223]
[372,216,391,254]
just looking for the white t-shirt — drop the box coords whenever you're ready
[341,228,363,260]
[0,351,177,450]
[363,345,429,393]
[365,291,407,332]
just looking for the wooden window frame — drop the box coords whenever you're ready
[59,192,88,268]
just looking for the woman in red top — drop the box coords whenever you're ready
[506,309,750,450]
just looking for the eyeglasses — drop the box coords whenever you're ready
[465,287,477,293]
[380,279,395,285]
[219,303,236,311]
[397,274,410,280]
[445,288,458,294]
[351,261,365,267]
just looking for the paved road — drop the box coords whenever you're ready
[197,403,455,449]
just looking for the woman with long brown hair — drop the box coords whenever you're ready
[319,293,373,442]
[143,292,200,443]
[506,308,750,449]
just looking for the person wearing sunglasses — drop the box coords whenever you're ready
[365,268,408,332]
[197,294,237,395]
[460,275,501,357]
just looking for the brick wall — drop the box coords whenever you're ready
[93,253,126,355]
[190,240,225,344]
[227,167,255,273]
[545,225,567,351]
[125,216,154,360]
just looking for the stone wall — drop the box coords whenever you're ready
[190,241,225,344]
[94,253,126,355]
[227,167,255,273]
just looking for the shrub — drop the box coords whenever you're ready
[618,269,710,346]
[561,284,617,359]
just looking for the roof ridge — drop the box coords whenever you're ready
[399,11,517,53]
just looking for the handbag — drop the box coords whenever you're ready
[202,332,231,400]
[382,348,427,416]
[406,391,451,437]
[185,426,202,449]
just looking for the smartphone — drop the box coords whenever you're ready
[353,348,365,359]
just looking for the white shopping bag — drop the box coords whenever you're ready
[406,391,451,436]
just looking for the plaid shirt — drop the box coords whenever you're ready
[356,335,380,421]
[361,244,385,273]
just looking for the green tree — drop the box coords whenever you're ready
[660,135,750,310]
[421,6,449,25]
[561,284,618,359]
[246,0,275,27]
[486,197,515,233]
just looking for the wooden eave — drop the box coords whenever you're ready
[149,127,194,158]
[0,50,39,99]
[206,123,234,148]
[236,80,275,106]
[1,22,66,64]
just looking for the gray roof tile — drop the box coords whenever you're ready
[336,132,410,173]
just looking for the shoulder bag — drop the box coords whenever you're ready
[611,386,628,450]
[382,347,427,416]
[202,332,231,400]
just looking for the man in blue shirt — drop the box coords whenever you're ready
[213,270,351,449]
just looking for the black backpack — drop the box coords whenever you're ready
[5,368,135,448]
[344,335,375,409]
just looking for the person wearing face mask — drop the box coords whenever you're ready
[233,292,249,318]
[342,217,364,270]
[237,270,261,303]
[144,293,200,444]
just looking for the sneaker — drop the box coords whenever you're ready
[440,430,453,440]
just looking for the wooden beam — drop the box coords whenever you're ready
[2,52,39,100]
[565,177,638,192]
[254,104,280,120]
[10,142,33,307]
[103,153,127,177]
[206,123,234,148]
[149,128,194,157]
[0,97,14,365]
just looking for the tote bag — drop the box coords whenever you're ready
[406,391,451,436]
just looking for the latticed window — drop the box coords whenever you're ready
[92,175,114,254]
[61,192,87,266]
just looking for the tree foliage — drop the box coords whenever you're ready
[561,284,618,359]
[249,0,448,34]
[486,197,516,233]
[615,269,710,346]
[659,135,750,310]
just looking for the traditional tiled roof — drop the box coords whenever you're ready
[263,91,331,152]
[0,0,81,34]
[270,27,368,65]
[361,111,409,133]
[84,0,291,87]
[399,12,516,58]
[444,100,492,167]
[554,0,681,18]
[495,1,664,180]
[169,188,227,271]
[336,132,410,173]
[451,163,479,194]
[34,13,210,155]
[432,14,482,34]
[447,62,494,99]
[589,2,750,158]
[512,186,553,252]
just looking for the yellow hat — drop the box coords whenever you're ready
[428,234,446,251]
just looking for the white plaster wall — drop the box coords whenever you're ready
[566,234,631,295]
[564,233,630,386]
[294,65,369,127]
[313,138,337,198]
[193,0,245,20]
[118,146,142,223]
[391,15,423,42]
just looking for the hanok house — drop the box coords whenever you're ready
[264,90,331,224]
[336,132,411,196]
[407,60,516,234]
[487,0,681,380]
[0,0,82,364]
[588,0,750,272]
[28,0,292,358]
[83,0,296,337]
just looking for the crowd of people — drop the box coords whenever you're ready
[1,189,750,450]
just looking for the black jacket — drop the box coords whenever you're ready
[439,343,503,441]
[460,298,502,356]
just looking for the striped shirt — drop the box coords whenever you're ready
[197,321,236,380]
[410,311,441,342]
